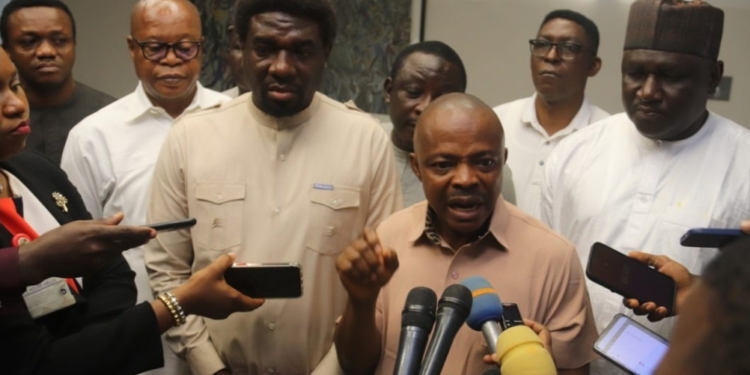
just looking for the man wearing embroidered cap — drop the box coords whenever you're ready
[540,1,750,374]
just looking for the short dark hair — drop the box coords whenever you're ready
[540,9,599,56]
[694,237,750,374]
[1,0,77,45]
[389,41,467,91]
[234,0,337,49]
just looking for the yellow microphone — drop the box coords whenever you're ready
[495,325,556,375]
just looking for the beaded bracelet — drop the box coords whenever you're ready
[158,292,186,327]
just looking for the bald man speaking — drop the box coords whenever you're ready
[61,1,229,374]
[334,93,598,375]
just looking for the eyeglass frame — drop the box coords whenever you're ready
[528,39,592,61]
[130,36,203,62]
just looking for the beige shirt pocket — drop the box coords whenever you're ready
[307,186,361,255]
[194,183,246,251]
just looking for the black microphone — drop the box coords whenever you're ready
[393,287,438,375]
[418,284,473,375]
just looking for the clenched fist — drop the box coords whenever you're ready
[336,227,399,305]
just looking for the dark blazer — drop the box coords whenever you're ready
[0,152,163,375]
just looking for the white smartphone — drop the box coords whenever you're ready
[594,314,669,375]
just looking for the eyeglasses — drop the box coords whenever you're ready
[131,36,202,62]
[529,39,587,61]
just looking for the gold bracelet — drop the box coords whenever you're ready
[158,293,185,327]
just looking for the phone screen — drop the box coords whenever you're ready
[586,243,676,313]
[224,264,303,299]
[594,314,669,375]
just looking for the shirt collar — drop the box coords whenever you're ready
[125,81,218,123]
[521,93,593,139]
[248,92,320,130]
[408,197,511,251]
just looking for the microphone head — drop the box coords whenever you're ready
[496,326,556,375]
[401,286,438,330]
[438,284,473,320]
[461,276,504,331]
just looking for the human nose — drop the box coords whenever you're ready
[269,50,294,78]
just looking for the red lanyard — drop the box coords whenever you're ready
[0,198,80,293]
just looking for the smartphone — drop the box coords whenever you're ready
[594,314,669,375]
[586,242,676,314]
[224,263,303,299]
[680,228,745,248]
[501,303,524,330]
[145,218,197,232]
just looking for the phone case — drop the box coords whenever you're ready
[593,314,668,375]
[586,243,676,314]
[225,263,303,298]
[680,228,745,248]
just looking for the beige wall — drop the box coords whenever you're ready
[67,0,139,99]
[424,0,750,127]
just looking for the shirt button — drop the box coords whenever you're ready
[640,196,648,203]
[280,153,286,161]
[332,199,340,207]
[325,226,336,236]
[273,207,281,215]
[451,271,459,280]
[216,194,223,201]
[268,323,275,331]
[538,160,545,166]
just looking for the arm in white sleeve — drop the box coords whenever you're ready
[143,122,226,375]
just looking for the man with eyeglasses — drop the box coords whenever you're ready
[540,1,750,374]
[60,1,228,374]
[493,10,607,218]
[0,0,115,165]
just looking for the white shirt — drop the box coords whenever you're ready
[494,94,609,218]
[222,86,240,99]
[61,82,229,304]
[541,112,750,374]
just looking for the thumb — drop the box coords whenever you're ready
[102,212,125,226]
[742,220,750,234]
[209,253,236,276]
[382,248,399,273]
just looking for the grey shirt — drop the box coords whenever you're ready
[380,121,517,207]
[25,82,115,165]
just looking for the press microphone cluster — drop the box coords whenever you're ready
[392,284,474,375]
[461,276,556,375]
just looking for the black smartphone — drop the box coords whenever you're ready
[594,314,669,375]
[224,263,303,299]
[501,303,524,330]
[586,242,676,314]
[680,228,745,248]
[145,218,197,232]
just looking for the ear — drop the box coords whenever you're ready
[127,36,137,62]
[708,60,724,95]
[588,56,602,77]
[504,147,509,165]
[409,152,422,182]
[384,76,393,104]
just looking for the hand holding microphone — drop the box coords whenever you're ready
[336,227,399,305]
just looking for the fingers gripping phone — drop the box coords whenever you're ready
[594,314,669,375]
[586,242,676,314]
[224,263,303,299]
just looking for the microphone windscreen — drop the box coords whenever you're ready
[439,284,473,319]
[495,326,556,375]
[461,276,504,331]
[402,287,437,330]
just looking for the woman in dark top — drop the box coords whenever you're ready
[0,46,264,375]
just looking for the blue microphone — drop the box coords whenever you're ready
[461,276,504,353]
